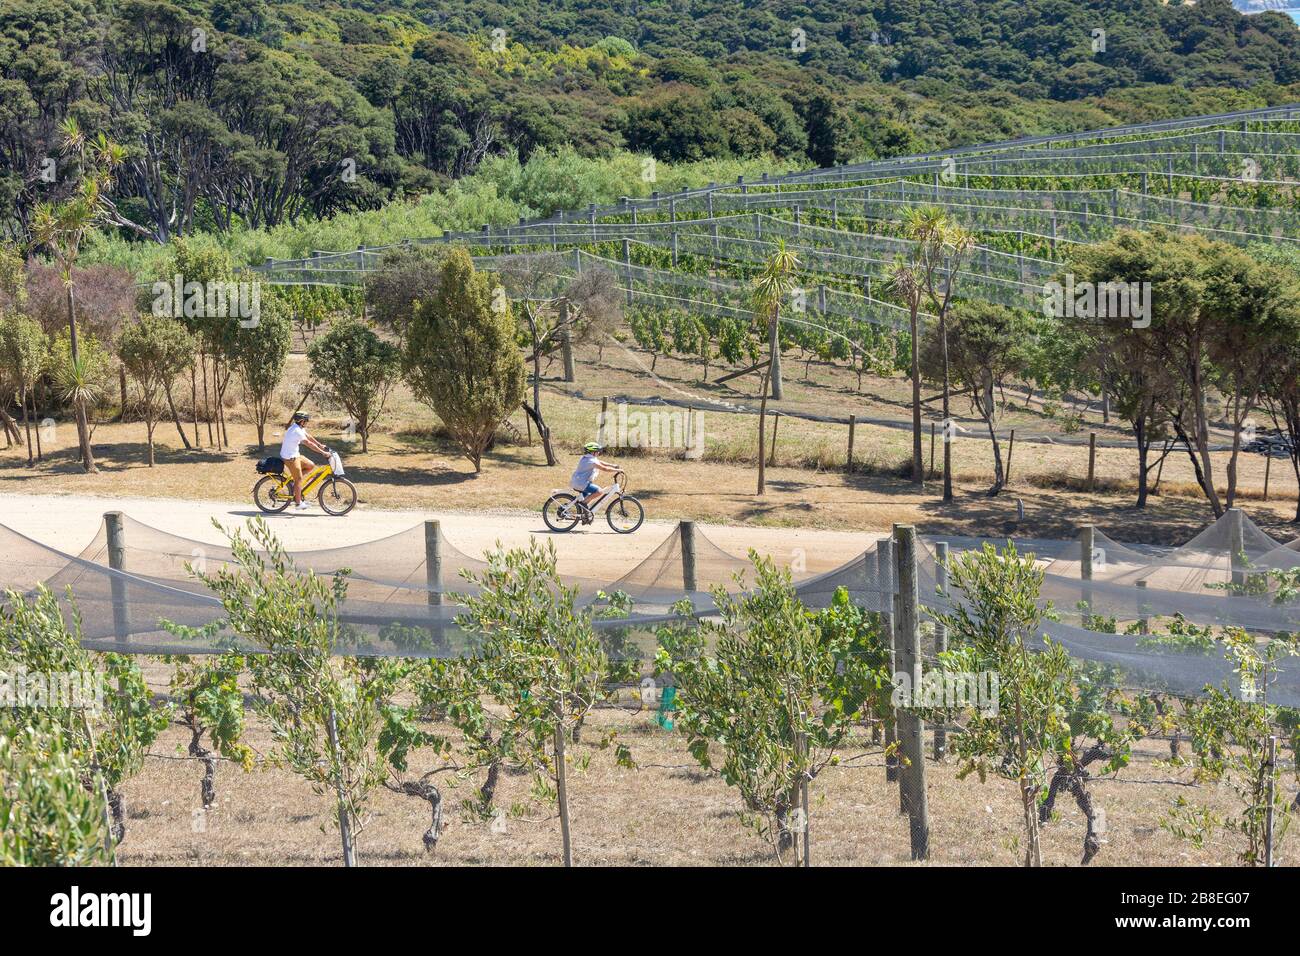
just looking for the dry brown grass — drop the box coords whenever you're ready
[4,341,1298,547]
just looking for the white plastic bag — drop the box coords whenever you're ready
[329,451,345,476]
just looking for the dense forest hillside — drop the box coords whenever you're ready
[4,0,1300,246]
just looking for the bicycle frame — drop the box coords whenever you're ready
[273,463,332,498]
[576,483,624,514]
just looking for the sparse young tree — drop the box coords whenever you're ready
[402,249,526,472]
[174,519,401,866]
[455,541,620,867]
[662,561,880,864]
[117,315,196,466]
[931,543,1075,867]
[232,302,291,451]
[920,301,1034,496]
[1163,629,1296,866]
[885,257,927,484]
[901,207,975,503]
[0,313,46,464]
[307,317,400,453]
[752,242,800,495]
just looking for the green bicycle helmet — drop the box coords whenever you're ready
[583,441,603,453]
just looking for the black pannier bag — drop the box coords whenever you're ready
[256,456,285,475]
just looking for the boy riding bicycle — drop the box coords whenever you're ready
[571,442,620,514]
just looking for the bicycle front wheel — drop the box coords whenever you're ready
[607,496,645,534]
[253,475,291,514]
[318,477,358,516]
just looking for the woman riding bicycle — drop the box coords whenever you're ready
[281,412,331,511]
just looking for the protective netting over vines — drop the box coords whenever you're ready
[251,115,1300,318]
[3,509,1299,705]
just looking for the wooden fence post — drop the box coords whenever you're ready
[1265,735,1277,868]
[933,541,949,761]
[847,415,856,472]
[680,520,697,595]
[929,422,936,479]
[1080,524,1094,615]
[878,539,899,783]
[1264,454,1271,501]
[424,520,443,608]
[894,524,930,860]
[1006,428,1015,485]
[598,396,609,445]
[559,301,575,383]
[105,512,131,647]
[1087,432,1097,492]
[768,412,780,467]
[1228,507,1246,590]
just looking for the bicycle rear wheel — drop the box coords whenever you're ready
[607,496,645,533]
[318,477,358,516]
[253,475,291,514]
[543,493,581,532]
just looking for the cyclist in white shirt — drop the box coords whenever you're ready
[280,412,332,511]
[571,441,620,511]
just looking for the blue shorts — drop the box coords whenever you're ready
[575,482,599,495]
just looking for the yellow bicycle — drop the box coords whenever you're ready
[253,451,357,516]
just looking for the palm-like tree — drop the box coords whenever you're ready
[28,120,139,474]
[899,207,975,503]
[752,241,800,495]
[885,259,926,484]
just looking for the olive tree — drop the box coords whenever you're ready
[0,722,111,866]
[402,249,526,472]
[307,317,400,453]
[117,315,195,466]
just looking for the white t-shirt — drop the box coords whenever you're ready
[280,423,307,460]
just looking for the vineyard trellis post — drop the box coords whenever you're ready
[1087,432,1097,491]
[894,524,930,860]
[933,540,949,761]
[1265,735,1277,868]
[879,538,900,783]
[105,511,131,649]
[1229,507,1246,590]
[1080,524,1094,613]
[560,301,575,382]
[679,520,697,594]
[424,519,442,608]
[1136,579,1149,633]
[847,415,856,472]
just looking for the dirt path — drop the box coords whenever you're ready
[0,492,881,579]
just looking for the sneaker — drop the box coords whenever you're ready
[294,501,311,511]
